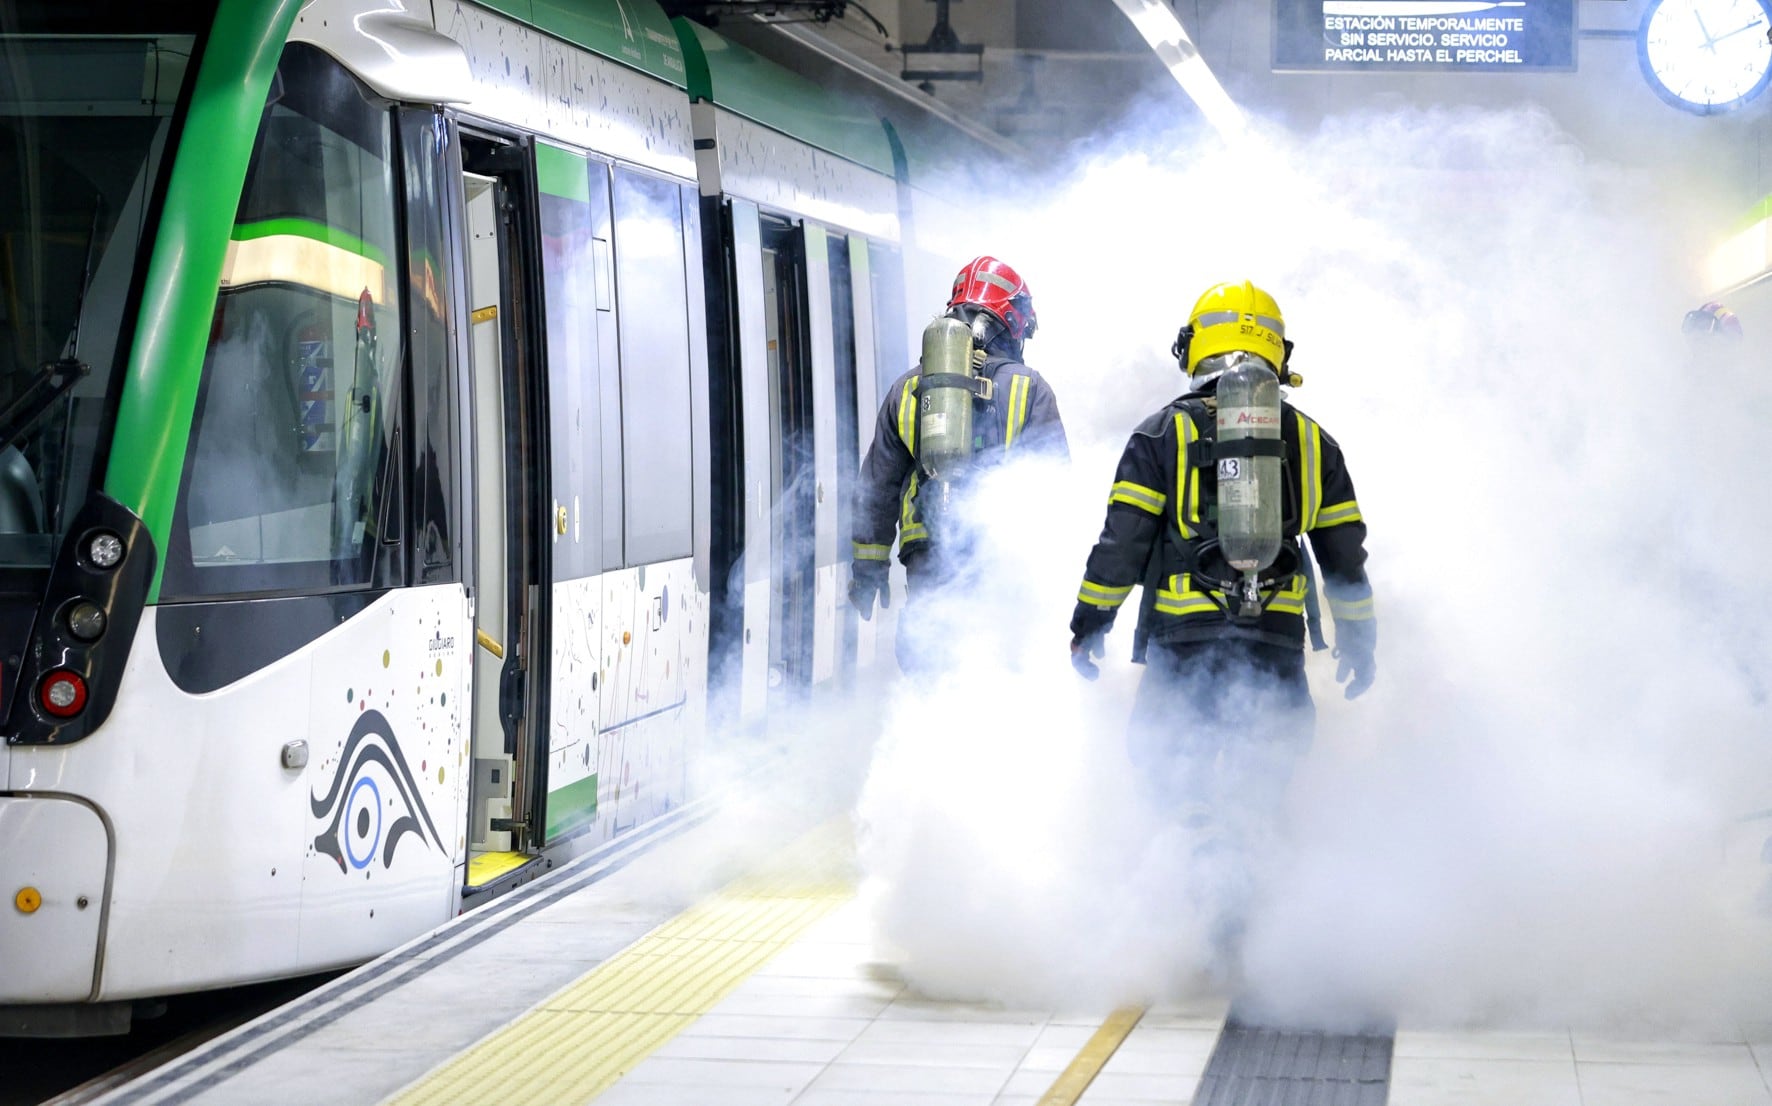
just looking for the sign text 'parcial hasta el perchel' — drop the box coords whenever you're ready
[1273,0,1576,73]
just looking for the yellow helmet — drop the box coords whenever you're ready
[1180,280,1286,378]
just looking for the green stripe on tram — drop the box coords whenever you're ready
[546,773,599,840]
[105,0,303,601]
[231,215,391,266]
[536,142,592,203]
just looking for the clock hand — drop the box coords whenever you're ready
[1695,9,1716,47]
[1708,16,1769,44]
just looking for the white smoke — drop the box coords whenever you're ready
[854,98,1772,1033]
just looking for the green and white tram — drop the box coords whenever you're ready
[0,0,921,1035]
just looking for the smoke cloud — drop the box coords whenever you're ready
[854,98,1772,1034]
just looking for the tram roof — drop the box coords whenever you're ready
[473,0,688,89]
[672,18,897,180]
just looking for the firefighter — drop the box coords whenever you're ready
[1068,280,1375,811]
[1682,300,1743,343]
[849,256,1068,668]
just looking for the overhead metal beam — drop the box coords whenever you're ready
[752,17,1027,159]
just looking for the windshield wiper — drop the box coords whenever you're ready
[1,197,101,451]
[0,356,87,451]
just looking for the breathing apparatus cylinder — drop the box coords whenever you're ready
[1214,359,1283,615]
[914,315,979,533]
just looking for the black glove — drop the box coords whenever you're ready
[1332,618,1377,700]
[1069,603,1114,681]
[849,560,890,621]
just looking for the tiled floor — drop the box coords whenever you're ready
[592,897,1772,1106]
[105,802,1772,1106]
[1389,1026,1772,1106]
[598,900,1224,1106]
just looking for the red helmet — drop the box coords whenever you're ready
[1683,301,1743,341]
[947,256,1037,342]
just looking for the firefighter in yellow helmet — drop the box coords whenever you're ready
[1068,280,1375,830]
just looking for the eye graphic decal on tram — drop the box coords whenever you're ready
[311,709,445,872]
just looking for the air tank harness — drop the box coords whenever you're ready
[1173,395,1300,624]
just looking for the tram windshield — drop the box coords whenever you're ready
[0,6,213,568]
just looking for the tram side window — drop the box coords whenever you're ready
[164,45,403,598]
[401,109,456,583]
[537,145,604,583]
[612,167,693,566]
[867,242,908,397]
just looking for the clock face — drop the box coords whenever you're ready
[1639,0,1772,113]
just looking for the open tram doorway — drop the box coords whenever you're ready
[459,135,548,894]
[760,218,816,701]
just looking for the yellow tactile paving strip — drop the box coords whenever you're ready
[1037,1005,1147,1106]
[386,824,854,1106]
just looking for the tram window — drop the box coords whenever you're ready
[867,242,908,397]
[611,167,692,566]
[163,44,403,598]
[537,143,604,582]
[400,109,457,583]
[0,27,204,567]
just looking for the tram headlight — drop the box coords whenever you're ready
[40,670,88,718]
[86,531,124,569]
[65,601,106,642]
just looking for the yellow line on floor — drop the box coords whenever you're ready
[1036,1005,1147,1106]
[385,823,853,1106]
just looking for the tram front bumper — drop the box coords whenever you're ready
[0,795,109,1003]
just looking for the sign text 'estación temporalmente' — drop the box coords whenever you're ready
[1273,0,1576,73]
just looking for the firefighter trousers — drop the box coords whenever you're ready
[1127,639,1314,835]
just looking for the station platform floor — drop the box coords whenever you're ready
[96,798,1772,1106]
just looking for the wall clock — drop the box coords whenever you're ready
[1638,0,1772,113]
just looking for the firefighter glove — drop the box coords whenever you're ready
[1332,618,1377,700]
[1069,603,1114,681]
[848,560,890,621]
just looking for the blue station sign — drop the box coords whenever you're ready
[1273,0,1577,72]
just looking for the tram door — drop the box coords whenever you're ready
[825,233,863,682]
[760,219,816,701]
[460,146,546,872]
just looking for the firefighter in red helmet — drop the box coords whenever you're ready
[849,256,1069,669]
[1682,301,1747,373]
[1682,301,1743,342]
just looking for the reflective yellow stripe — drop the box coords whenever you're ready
[1298,412,1323,531]
[1328,594,1375,620]
[1316,500,1362,527]
[852,542,890,561]
[1268,574,1309,615]
[1153,572,1308,617]
[1108,481,1165,515]
[1268,576,1308,615]
[901,524,928,543]
[900,473,919,532]
[1154,594,1219,616]
[1153,573,1219,616]
[1005,373,1030,449]
[896,375,919,446]
[1175,413,1198,539]
[1078,579,1133,608]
